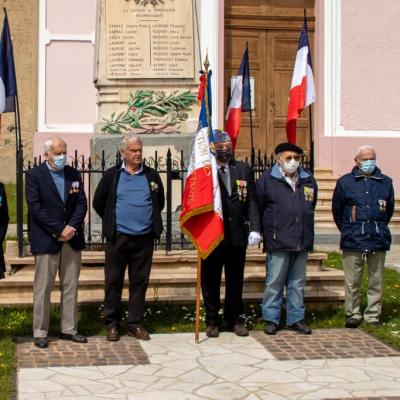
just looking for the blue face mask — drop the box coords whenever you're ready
[359,159,376,175]
[52,154,67,171]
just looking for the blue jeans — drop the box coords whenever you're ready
[262,251,308,326]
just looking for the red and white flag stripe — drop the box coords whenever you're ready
[286,21,315,144]
[180,128,224,259]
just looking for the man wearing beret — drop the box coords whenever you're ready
[202,129,261,338]
[256,143,318,335]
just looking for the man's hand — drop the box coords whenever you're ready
[248,231,262,246]
[58,225,76,242]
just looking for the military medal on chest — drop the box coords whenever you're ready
[236,179,247,202]
[303,186,314,202]
[378,199,386,211]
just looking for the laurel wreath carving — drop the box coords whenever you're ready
[101,90,197,134]
[133,0,165,7]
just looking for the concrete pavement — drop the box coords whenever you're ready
[17,330,400,399]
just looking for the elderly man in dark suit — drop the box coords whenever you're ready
[201,129,261,338]
[26,137,87,348]
[93,133,165,342]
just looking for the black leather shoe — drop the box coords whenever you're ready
[206,325,219,338]
[233,323,249,337]
[366,320,380,327]
[34,337,49,349]
[264,321,278,335]
[345,318,362,328]
[60,333,88,343]
[287,320,312,334]
[106,326,120,342]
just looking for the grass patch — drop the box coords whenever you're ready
[5,183,28,224]
[0,251,400,398]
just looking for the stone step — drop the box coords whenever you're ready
[0,243,344,306]
[313,168,334,178]
[0,265,344,306]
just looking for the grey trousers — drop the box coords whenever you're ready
[33,243,81,338]
[342,250,386,323]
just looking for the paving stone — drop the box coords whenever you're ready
[17,330,400,400]
[251,329,400,360]
[16,336,149,368]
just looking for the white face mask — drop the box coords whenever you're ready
[282,159,300,174]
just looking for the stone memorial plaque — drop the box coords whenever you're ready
[106,0,195,79]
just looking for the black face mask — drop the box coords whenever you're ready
[216,149,232,163]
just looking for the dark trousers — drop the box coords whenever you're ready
[104,231,154,329]
[201,242,247,328]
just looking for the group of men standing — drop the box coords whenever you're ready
[25,132,394,348]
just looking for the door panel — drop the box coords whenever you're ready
[224,2,315,157]
[224,29,267,159]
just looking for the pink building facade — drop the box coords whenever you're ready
[35,0,400,190]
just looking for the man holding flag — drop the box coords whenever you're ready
[183,129,261,338]
[202,130,261,337]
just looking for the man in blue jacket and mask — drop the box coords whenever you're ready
[332,145,394,328]
[26,137,88,348]
[256,143,318,335]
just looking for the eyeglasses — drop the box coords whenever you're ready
[284,155,301,162]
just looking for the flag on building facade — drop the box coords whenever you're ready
[225,47,251,151]
[180,127,224,259]
[0,11,16,117]
[286,18,315,144]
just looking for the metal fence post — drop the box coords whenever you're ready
[166,148,172,252]
[16,148,24,257]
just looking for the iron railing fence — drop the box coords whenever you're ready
[17,149,310,255]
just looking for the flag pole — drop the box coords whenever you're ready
[194,53,211,344]
[303,8,314,173]
[246,42,255,169]
[3,8,23,257]
[195,253,201,343]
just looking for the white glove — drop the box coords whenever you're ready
[248,231,262,246]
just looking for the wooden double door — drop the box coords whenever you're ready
[224,0,315,158]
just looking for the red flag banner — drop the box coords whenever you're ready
[180,127,224,259]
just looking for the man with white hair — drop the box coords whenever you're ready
[26,137,88,348]
[93,133,164,341]
[332,145,394,328]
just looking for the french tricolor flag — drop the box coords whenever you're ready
[286,18,315,144]
[0,11,17,122]
[225,47,251,151]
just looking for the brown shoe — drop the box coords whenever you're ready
[127,326,150,341]
[106,326,120,342]
[206,325,219,338]
[233,323,249,337]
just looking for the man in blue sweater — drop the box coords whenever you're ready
[332,145,394,328]
[256,143,318,335]
[93,133,165,341]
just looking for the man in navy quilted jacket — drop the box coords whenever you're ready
[332,145,394,328]
[256,143,318,335]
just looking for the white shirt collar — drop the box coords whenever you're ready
[121,161,143,175]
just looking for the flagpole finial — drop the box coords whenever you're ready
[203,54,210,73]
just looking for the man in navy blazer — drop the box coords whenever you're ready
[26,137,87,348]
